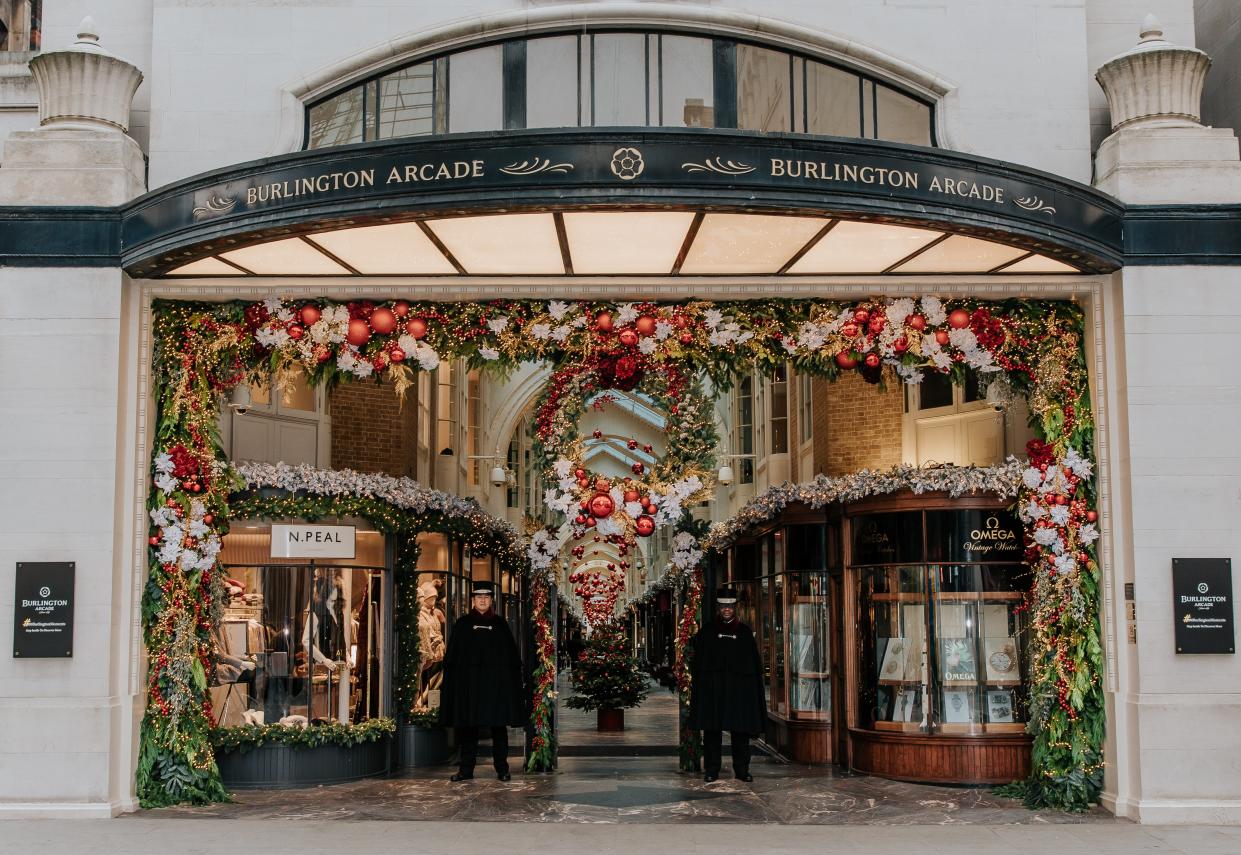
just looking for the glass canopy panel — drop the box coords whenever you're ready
[561,211,696,274]
[1000,253,1078,273]
[219,238,351,275]
[680,214,826,274]
[306,223,458,275]
[893,234,1027,273]
[424,213,564,274]
[165,257,246,276]
[787,221,942,274]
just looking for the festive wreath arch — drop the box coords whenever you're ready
[142,295,1101,812]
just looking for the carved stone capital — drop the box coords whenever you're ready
[1096,15,1210,131]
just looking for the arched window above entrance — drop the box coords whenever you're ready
[304,29,935,150]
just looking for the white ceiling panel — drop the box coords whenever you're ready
[424,213,564,274]
[307,223,458,275]
[679,213,826,274]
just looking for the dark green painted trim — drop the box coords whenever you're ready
[1124,204,1241,265]
[0,207,121,267]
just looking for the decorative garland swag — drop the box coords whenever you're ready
[142,296,1102,812]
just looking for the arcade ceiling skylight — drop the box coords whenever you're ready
[163,211,1078,277]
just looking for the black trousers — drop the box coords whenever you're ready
[703,730,750,776]
[456,726,509,775]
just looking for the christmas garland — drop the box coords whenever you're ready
[210,716,395,754]
[142,296,1102,812]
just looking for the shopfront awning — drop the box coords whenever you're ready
[119,129,1126,277]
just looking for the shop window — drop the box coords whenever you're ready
[798,372,814,445]
[736,44,792,133]
[436,363,456,455]
[875,82,933,146]
[590,33,648,126]
[906,368,1001,466]
[1,1,40,53]
[506,436,520,508]
[466,369,481,485]
[854,508,1030,736]
[805,60,860,136]
[308,87,365,148]
[768,365,789,455]
[660,35,715,127]
[377,59,444,140]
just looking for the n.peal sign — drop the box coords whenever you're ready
[13,562,75,658]
[270,524,356,560]
[1172,558,1235,654]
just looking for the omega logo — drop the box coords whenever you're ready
[969,516,1014,541]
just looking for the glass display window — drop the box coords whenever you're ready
[854,506,1031,737]
[787,571,830,722]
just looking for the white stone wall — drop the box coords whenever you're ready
[1195,0,1241,136]
[1106,265,1241,823]
[0,268,141,816]
[131,0,1177,189]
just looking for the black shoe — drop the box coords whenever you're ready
[735,772,753,782]
[497,771,512,781]
[704,773,719,783]
[450,772,473,782]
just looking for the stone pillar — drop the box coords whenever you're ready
[0,17,145,205]
[1094,15,1241,204]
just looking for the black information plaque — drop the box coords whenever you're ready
[12,562,75,658]
[1172,558,1234,654]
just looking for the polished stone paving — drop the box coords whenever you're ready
[141,756,1115,825]
[558,675,680,755]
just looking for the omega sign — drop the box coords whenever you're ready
[270,524,356,560]
[963,515,1021,559]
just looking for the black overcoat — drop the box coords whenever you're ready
[687,618,767,735]
[438,610,526,728]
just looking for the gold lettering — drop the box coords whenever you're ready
[929,176,943,192]
[419,164,435,181]
[246,188,257,205]
[317,174,332,192]
[472,159,484,177]
[806,161,819,180]
[770,158,786,177]
[842,164,858,182]
[359,169,374,188]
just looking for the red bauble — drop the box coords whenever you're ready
[853,308,870,323]
[841,322,859,339]
[893,335,909,354]
[627,439,638,449]
[623,489,640,503]
[369,307,398,335]
[299,304,322,327]
[577,477,590,489]
[590,494,615,518]
[392,300,410,318]
[835,352,859,369]
[867,316,886,335]
[585,517,597,527]
[287,324,305,341]
[315,346,332,363]
[671,313,689,329]
[679,332,694,345]
[631,462,645,475]
[575,468,586,479]
[149,535,160,546]
[592,430,603,439]
[574,515,588,526]
[643,444,653,453]
[579,499,591,511]
[618,329,638,347]
[594,477,610,493]
[607,563,616,571]
[934,330,951,346]
[405,317,429,340]
[389,347,406,363]
[1086,510,1098,522]
[864,353,881,368]
[635,315,657,336]
[635,515,656,537]
[347,318,372,346]
[595,312,614,333]
[907,314,927,331]
[948,308,971,329]
[1054,494,1068,505]
[203,514,213,525]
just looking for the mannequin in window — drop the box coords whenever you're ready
[302,567,346,674]
[415,580,447,710]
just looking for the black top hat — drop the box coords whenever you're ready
[471,585,495,597]
[716,586,738,605]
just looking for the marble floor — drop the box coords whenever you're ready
[143,756,1117,825]
[558,676,680,755]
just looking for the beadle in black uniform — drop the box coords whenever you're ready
[439,585,525,781]
[687,586,766,782]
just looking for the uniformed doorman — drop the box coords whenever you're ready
[687,586,767,782]
[439,585,526,781]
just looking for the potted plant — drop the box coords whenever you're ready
[563,623,648,731]
[396,708,451,768]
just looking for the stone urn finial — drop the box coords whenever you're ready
[28,16,144,132]
[1095,14,1211,131]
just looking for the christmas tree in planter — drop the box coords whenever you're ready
[563,621,648,731]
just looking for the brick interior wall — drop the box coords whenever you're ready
[329,380,419,478]
[811,372,905,477]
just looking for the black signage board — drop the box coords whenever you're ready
[119,129,1124,275]
[851,512,922,566]
[1172,558,1234,654]
[926,509,1024,563]
[13,562,75,658]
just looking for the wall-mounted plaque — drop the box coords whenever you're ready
[926,509,1023,563]
[270,524,356,559]
[1172,558,1234,654]
[851,512,922,566]
[13,562,75,658]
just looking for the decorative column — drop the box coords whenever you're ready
[0,17,145,205]
[1094,15,1241,203]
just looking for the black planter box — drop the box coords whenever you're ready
[216,738,391,789]
[396,725,451,768]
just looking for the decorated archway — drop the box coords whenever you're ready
[141,294,1100,812]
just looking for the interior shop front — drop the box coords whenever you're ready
[715,493,1029,785]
